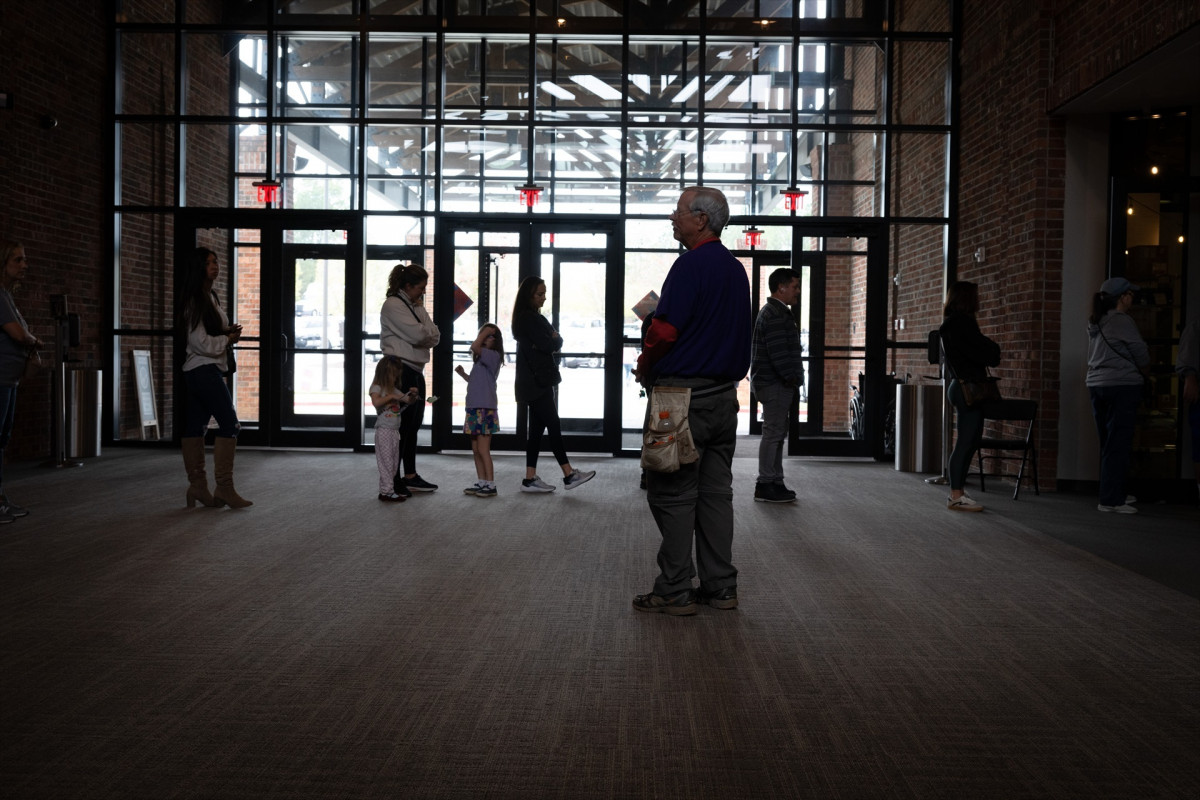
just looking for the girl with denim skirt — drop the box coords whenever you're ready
[456,324,504,497]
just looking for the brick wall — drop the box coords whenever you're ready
[957,2,1065,487]
[114,2,231,441]
[957,1,1199,488]
[0,1,107,462]
[1047,0,1200,111]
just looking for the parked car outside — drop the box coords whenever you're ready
[295,316,342,349]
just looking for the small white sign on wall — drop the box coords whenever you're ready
[131,350,159,440]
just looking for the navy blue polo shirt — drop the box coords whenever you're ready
[652,239,752,381]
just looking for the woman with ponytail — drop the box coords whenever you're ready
[1086,276,1150,514]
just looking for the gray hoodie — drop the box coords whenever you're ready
[1086,310,1148,387]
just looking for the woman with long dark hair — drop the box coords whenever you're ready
[939,280,1001,512]
[380,263,440,497]
[178,247,251,508]
[1086,276,1150,514]
[0,239,41,523]
[511,276,595,492]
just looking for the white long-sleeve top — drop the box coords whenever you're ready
[380,292,440,369]
[183,299,232,373]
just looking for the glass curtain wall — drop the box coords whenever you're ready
[109,0,955,448]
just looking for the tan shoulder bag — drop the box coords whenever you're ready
[640,386,699,473]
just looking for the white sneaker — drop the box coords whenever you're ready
[946,494,983,512]
[1125,495,1138,504]
[1098,503,1138,514]
[521,476,556,493]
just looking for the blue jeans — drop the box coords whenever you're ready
[947,380,984,492]
[0,384,17,488]
[1089,384,1141,506]
[754,382,794,485]
[183,364,240,438]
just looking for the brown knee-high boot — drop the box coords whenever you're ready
[181,437,217,508]
[212,436,253,508]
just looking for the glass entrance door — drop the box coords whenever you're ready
[789,228,889,458]
[735,249,798,436]
[542,239,608,439]
[279,237,348,440]
[443,229,523,453]
[434,220,620,454]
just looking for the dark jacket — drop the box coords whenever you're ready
[512,309,562,403]
[939,312,1000,381]
[750,297,804,391]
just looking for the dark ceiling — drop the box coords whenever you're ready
[1053,25,1200,116]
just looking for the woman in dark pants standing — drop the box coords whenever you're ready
[511,276,595,493]
[379,263,440,497]
[939,281,1001,512]
[0,239,41,523]
[179,247,251,508]
[1086,276,1150,514]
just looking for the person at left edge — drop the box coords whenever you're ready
[380,263,441,497]
[0,239,40,523]
[751,267,804,504]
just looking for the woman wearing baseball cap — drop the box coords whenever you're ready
[1086,276,1150,514]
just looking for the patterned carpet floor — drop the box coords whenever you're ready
[1,447,1197,799]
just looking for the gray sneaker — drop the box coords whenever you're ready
[521,476,556,493]
[564,469,596,490]
[0,495,28,517]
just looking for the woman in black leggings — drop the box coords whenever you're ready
[511,276,595,493]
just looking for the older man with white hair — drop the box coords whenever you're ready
[632,186,753,616]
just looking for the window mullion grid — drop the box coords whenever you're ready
[619,31,629,217]
[790,32,799,191]
[434,29,445,218]
[175,16,186,209]
[696,31,706,190]
[533,32,546,212]
[356,27,367,214]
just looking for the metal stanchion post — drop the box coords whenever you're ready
[924,383,950,485]
[43,296,82,469]
[924,330,949,485]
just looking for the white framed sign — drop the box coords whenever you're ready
[130,350,159,439]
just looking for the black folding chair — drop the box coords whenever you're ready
[973,399,1039,500]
